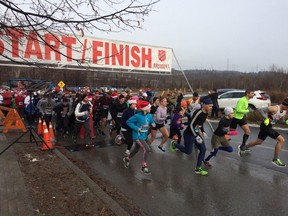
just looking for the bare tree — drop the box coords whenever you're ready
[0,0,160,64]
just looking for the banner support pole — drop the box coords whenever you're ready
[172,49,194,93]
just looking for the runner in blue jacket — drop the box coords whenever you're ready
[123,100,155,175]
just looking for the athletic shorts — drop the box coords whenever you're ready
[230,118,247,130]
[151,123,165,131]
[211,134,230,149]
[258,124,280,141]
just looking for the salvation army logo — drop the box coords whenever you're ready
[158,50,166,62]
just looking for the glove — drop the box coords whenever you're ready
[264,118,270,126]
[202,132,208,139]
[196,135,203,144]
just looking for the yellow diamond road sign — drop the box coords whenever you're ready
[58,81,65,88]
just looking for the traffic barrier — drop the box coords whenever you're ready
[1,108,26,133]
[0,109,5,126]
[37,118,43,135]
[41,128,53,150]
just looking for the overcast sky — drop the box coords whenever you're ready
[97,0,288,72]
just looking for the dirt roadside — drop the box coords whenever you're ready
[7,133,146,216]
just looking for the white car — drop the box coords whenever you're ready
[217,90,271,111]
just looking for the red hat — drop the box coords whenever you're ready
[111,92,118,99]
[87,95,93,101]
[137,100,151,111]
[128,96,138,104]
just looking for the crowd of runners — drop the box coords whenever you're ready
[0,86,287,176]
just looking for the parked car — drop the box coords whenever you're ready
[217,90,271,111]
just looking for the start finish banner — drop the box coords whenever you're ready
[0,29,172,73]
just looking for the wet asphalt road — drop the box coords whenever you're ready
[60,122,288,216]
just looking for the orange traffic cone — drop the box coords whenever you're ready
[48,122,55,140]
[41,128,53,150]
[42,120,47,134]
[37,118,43,135]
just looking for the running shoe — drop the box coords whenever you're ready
[244,148,251,152]
[123,157,130,168]
[237,145,246,157]
[141,166,151,175]
[194,167,208,176]
[170,140,176,153]
[272,158,286,167]
[124,149,130,157]
[114,135,122,145]
[203,160,212,168]
[85,143,95,148]
[158,145,165,152]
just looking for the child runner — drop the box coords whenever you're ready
[203,107,234,168]
[119,96,138,156]
[123,100,155,175]
[170,106,185,152]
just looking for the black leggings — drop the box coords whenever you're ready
[122,129,133,150]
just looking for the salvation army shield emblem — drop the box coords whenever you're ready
[158,50,166,62]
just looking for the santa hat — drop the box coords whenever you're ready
[87,95,93,101]
[111,92,118,99]
[128,96,138,104]
[137,100,151,111]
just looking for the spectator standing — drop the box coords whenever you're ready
[2,89,12,115]
[15,92,25,119]
[209,89,219,118]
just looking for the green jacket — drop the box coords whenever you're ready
[234,96,249,119]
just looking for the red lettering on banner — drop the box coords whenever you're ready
[104,42,110,64]
[45,34,60,61]
[141,47,152,68]
[62,36,76,62]
[24,31,43,59]
[6,29,24,57]
[125,45,130,67]
[0,34,4,55]
[111,43,124,65]
[92,41,103,64]
[131,46,140,67]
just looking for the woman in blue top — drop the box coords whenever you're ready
[123,100,155,175]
